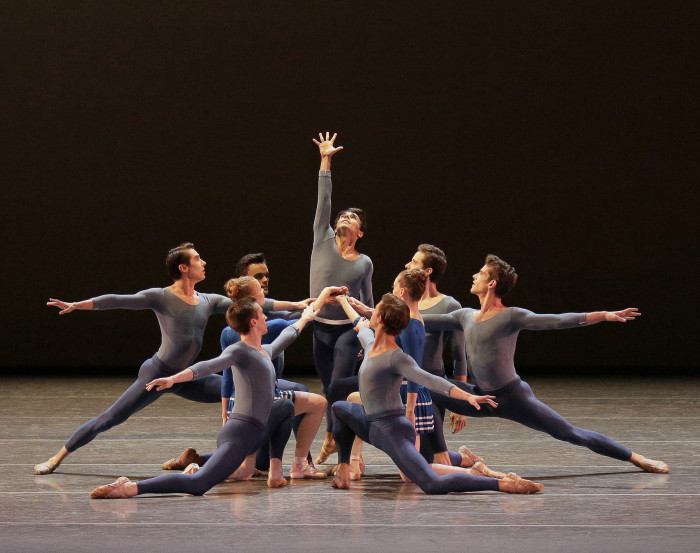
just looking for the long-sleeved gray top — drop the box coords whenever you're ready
[189,325,300,424]
[423,307,587,391]
[310,170,374,322]
[355,327,454,416]
[420,295,467,378]
[91,288,232,371]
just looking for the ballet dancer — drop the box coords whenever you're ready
[163,276,332,479]
[89,298,319,498]
[34,243,233,475]
[311,132,374,463]
[424,254,670,474]
[330,294,543,494]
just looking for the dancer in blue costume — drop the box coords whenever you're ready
[425,254,669,474]
[35,243,233,475]
[310,132,374,464]
[89,298,319,498]
[330,294,543,494]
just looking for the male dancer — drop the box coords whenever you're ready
[34,243,232,475]
[424,254,670,473]
[311,132,374,463]
[90,300,319,498]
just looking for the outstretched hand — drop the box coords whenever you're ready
[300,304,321,323]
[605,308,641,322]
[146,377,174,392]
[47,298,76,315]
[313,132,343,158]
[467,394,498,410]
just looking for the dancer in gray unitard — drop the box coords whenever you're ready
[425,254,670,474]
[330,294,543,494]
[89,299,319,498]
[311,132,374,463]
[34,243,233,475]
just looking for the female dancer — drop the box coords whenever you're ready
[330,294,543,494]
[425,254,669,473]
[90,298,318,498]
[310,132,374,463]
[35,243,232,475]
[161,277,337,480]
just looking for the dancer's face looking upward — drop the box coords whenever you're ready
[405,251,426,271]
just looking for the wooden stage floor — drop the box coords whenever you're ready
[2,375,698,553]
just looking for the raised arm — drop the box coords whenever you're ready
[266,304,319,359]
[346,296,374,318]
[312,132,343,240]
[311,286,348,312]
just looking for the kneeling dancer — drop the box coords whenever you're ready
[90,299,317,498]
[331,293,543,494]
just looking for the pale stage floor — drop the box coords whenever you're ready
[2,375,698,553]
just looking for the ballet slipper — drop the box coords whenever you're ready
[290,460,327,479]
[500,473,543,494]
[161,447,203,470]
[89,477,134,499]
[34,458,61,475]
[348,455,365,480]
[457,445,483,468]
[182,463,200,475]
[470,461,507,479]
[331,464,351,490]
[314,435,337,465]
[634,457,670,474]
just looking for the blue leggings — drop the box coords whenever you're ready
[433,378,633,462]
[331,402,500,495]
[66,355,222,452]
[137,414,273,496]
[313,323,362,431]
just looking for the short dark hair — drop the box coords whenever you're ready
[485,254,518,298]
[376,293,410,336]
[396,269,428,302]
[165,242,195,281]
[226,297,260,334]
[334,208,367,242]
[224,276,257,301]
[417,244,447,283]
[235,253,267,278]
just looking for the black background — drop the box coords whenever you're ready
[3,1,698,375]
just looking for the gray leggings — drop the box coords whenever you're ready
[66,355,222,452]
[332,402,500,495]
[137,414,270,496]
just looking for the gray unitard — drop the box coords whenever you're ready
[332,329,500,495]
[425,307,633,461]
[311,170,374,430]
[136,326,301,496]
[64,288,231,452]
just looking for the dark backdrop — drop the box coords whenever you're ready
[3,1,698,374]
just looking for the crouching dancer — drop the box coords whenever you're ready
[331,293,543,495]
[90,299,318,498]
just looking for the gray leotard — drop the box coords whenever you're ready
[310,170,374,321]
[423,307,586,390]
[356,328,454,416]
[420,295,467,378]
[189,325,300,425]
[92,288,232,371]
